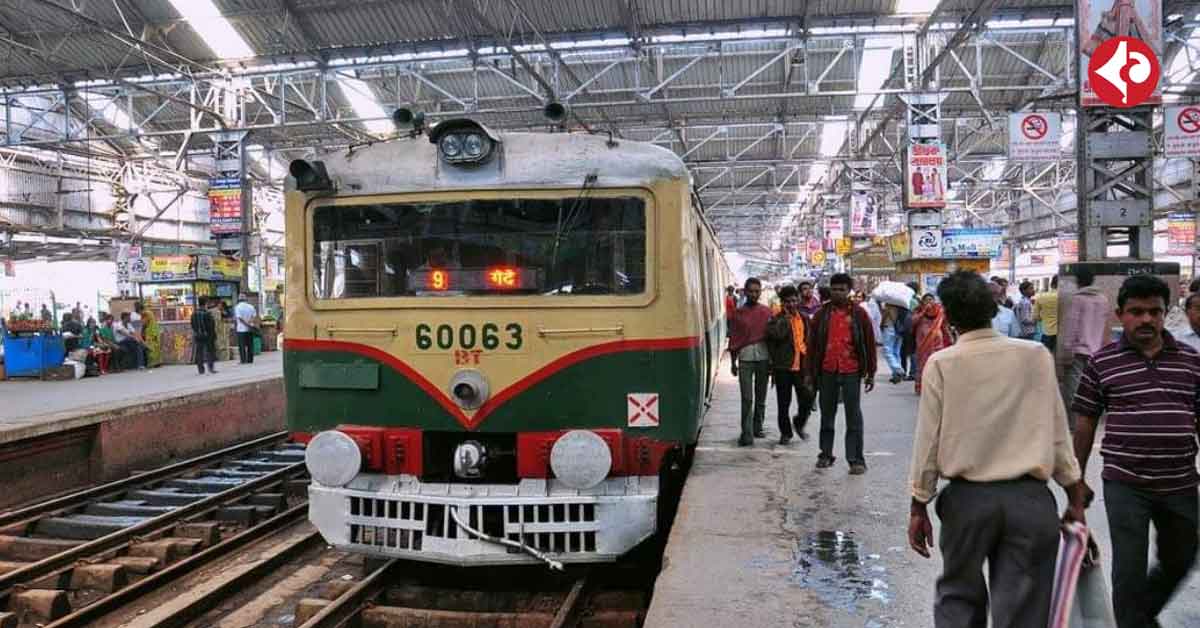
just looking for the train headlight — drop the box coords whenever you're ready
[430,119,499,165]
[453,440,487,479]
[439,134,463,159]
[462,133,486,158]
[550,430,612,490]
[449,369,490,410]
[305,431,361,487]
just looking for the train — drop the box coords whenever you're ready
[284,115,731,566]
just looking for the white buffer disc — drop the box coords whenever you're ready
[550,430,613,490]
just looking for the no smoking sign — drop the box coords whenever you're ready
[1008,112,1060,162]
[1021,114,1048,141]
[1165,105,1200,158]
[1178,108,1200,135]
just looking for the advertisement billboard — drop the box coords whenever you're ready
[823,214,844,252]
[888,231,911,262]
[1168,213,1196,256]
[208,176,243,235]
[849,192,879,237]
[941,228,1005,259]
[904,142,948,209]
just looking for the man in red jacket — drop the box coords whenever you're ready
[807,273,877,474]
[729,277,773,446]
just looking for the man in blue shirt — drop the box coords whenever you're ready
[990,281,1021,338]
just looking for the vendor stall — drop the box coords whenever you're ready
[2,319,65,378]
[130,254,242,365]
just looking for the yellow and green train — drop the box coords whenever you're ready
[286,118,731,566]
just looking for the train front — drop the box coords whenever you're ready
[283,120,702,567]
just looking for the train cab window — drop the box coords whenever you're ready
[312,196,647,298]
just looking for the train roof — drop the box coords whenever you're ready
[290,127,691,195]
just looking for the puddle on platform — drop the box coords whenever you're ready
[791,530,894,615]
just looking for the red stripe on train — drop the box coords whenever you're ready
[283,336,700,431]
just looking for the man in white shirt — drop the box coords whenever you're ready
[1170,292,1200,352]
[113,311,145,370]
[989,281,1021,338]
[908,270,1087,627]
[234,294,258,364]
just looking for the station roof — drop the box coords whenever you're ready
[0,0,1195,258]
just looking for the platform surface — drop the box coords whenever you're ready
[646,358,1200,627]
[0,352,282,443]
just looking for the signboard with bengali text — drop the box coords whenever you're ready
[1168,212,1196,255]
[208,177,243,235]
[1165,105,1200,158]
[904,142,948,209]
[1008,112,1062,161]
[149,255,194,281]
[1058,235,1079,262]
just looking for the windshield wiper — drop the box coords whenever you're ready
[550,172,598,278]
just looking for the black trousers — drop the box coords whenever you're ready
[817,372,864,465]
[237,331,255,364]
[1041,334,1057,353]
[934,478,1060,628]
[773,369,813,439]
[1104,480,1199,628]
[194,338,216,373]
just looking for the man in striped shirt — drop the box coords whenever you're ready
[1072,274,1200,628]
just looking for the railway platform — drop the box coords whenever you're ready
[645,364,1200,627]
[0,353,284,509]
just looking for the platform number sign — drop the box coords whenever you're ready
[627,393,660,428]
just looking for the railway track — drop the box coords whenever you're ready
[294,559,649,628]
[0,432,660,628]
[0,432,308,626]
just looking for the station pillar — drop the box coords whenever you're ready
[1057,5,1179,367]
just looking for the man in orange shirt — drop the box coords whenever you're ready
[767,285,813,444]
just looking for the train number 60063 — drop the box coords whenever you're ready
[415,323,522,351]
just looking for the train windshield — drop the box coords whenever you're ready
[312,196,646,298]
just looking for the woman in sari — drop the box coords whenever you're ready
[135,301,162,367]
[913,293,953,394]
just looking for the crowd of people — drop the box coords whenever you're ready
[2,292,262,377]
[727,268,1200,627]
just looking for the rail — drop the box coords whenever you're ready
[46,503,318,627]
[0,456,306,605]
[0,431,289,528]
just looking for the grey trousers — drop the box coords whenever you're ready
[934,478,1060,628]
[737,360,769,442]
